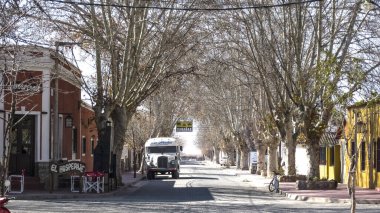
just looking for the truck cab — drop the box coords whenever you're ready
[144,137,182,180]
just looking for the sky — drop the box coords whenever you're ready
[174,121,202,156]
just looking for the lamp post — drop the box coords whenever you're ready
[132,127,136,178]
[50,42,81,192]
[53,42,81,162]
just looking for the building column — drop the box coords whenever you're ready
[39,69,51,162]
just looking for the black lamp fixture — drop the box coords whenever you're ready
[355,111,367,133]
[356,120,367,133]
[65,115,73,128]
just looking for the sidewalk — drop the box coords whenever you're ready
[230,168,380,204]
[7,163,380,204]
[7,171,144,200]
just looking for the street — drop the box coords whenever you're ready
[6,161,380,213]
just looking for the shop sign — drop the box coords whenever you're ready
[12,83,41,93]
[50,161,86,174]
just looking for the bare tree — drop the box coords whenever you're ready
[32,0,203,184]
[225,0,380,178]
[0,1,43,196]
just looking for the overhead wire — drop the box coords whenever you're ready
[43,0,323,11]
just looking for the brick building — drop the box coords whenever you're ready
[0,45,98,189]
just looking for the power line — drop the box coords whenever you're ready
[43,0,323,11]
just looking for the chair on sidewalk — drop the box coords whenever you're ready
[83,172,104,193]
[7,169,25,194]
[70,175,83,192]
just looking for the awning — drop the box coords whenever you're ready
[320,132,339,147]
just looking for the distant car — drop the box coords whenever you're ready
[220,156,228,166]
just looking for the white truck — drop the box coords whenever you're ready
[144,137,182,180]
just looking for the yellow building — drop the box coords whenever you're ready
[319,132,341,182]
[345,102,380,189]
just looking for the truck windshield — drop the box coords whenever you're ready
[147,146,177,153]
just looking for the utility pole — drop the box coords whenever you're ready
[132,127,136,178]
[53,42,81,162]
[50,42,81,193]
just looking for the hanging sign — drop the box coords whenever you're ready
[176,119,193,132]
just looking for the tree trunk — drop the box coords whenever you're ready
[351,173,356,213]
[111,106,133,187]
[257,144,266,175]
[348,151,358,213]
[285,121,297,175]
[306,140,320,178]
[236,148,241,169]
[240,150,249,170]
[286,144,296,175]
[138,147,145,174]
[213,146,220,163]
[239,138,249,170]
[268,144,278,176]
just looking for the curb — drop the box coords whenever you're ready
[276,184,352,204]
[9,175,145,200]
[278,187,380,204]
[283,191,350,203]
[236,172,380,204]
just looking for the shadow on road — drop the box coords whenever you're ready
[128,180,214,202]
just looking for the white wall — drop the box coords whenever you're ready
[295,145,309,175]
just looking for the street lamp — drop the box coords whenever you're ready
[356,120,367,133]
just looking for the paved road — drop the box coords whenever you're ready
[6,161,380,212]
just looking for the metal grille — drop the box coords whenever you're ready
[157,156,168,168]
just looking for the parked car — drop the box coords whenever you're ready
[220,156,228,166]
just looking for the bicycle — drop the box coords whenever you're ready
[268,171,280,193]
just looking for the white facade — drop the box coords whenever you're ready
[295,145,309,175]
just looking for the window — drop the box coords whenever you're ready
[72,128,77,153]
[91,137,95,155]
[147,146,177,153]
[82,136,86,155]
[319,147,326,165]
[377,138,380,172]
[330,147,335,166]
[351,140,356,156]
[361,142,366,171]
[373,139,376,170]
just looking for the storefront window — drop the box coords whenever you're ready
[361,142,366,171]
[72,128,77,153]
[377,138,380,172]
[319,147,326,165]
[82,136,86,155]
[329,147,334,166]
[91,136,95,155]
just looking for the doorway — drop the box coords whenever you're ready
[9,115,36,176]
